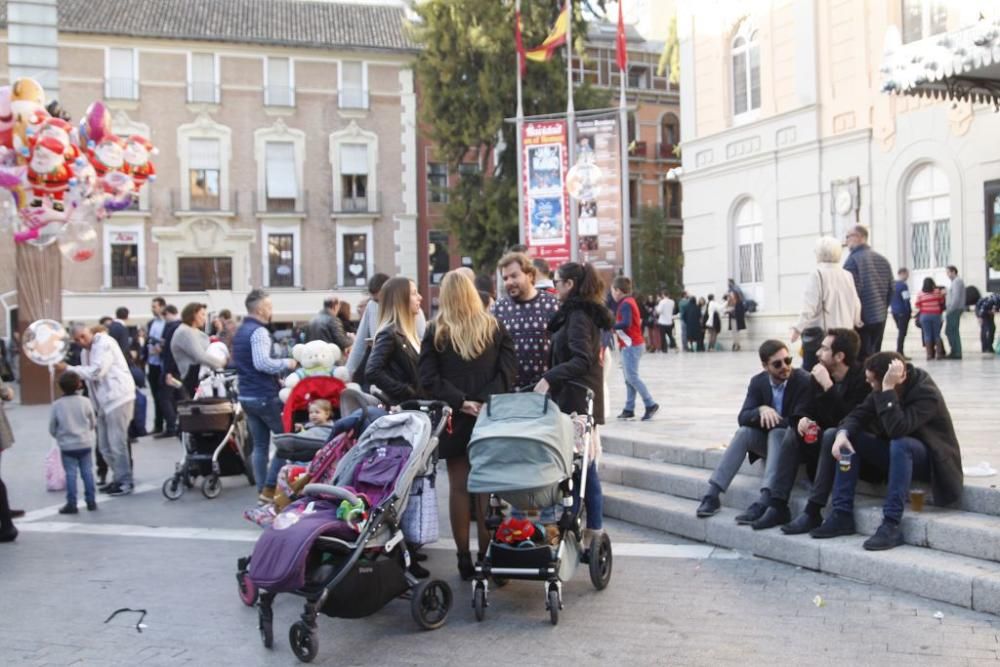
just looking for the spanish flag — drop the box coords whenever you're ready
[523,1,569,64]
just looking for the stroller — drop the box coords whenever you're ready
[467,390,613,625]
[244,401,452,663]
[162,370,254,500]
[282,376,347,433]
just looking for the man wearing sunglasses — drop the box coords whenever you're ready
[696,340,812,520]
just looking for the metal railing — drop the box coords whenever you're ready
[171,188,236,213]
[628,141,648,158]
[329,190,380,215]
[188,81,219,104]
[254,189,308,214]
[105,77,138,100]
[265,85,294,107]
[339,88,369,110]
[657,142,679,160]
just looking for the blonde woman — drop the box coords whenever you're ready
[419,271,516,580]
[364,277,423,405]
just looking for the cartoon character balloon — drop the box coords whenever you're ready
[22,319,69,367]
[10,78,47,161]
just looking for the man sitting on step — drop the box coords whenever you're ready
[695,339,812,521]
[811,352,964,550]
[752,328,870,531]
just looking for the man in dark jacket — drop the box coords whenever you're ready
[306,298,352,351]
[107,307,131,357]
[890,268,911,357]
[843,224,894,358]
[154,305,182,438]
[751,329,870,531]
[811,352,963,550]
[696,340,812,521]
[975,292,1000,354]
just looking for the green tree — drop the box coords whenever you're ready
[411,0,610,271]
[633,205,682,297]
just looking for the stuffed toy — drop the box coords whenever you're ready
[279,339,344,402]
[10,77,47,160]
[194,340,231,398]
[496,517,537,544]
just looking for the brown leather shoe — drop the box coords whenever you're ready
[9,509,25,519]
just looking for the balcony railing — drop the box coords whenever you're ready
[188,81,220,104]
[657,142,679,160]
[628,140,648,158]
[339,88,369,110]
[105,77,138,100]
[330,190,381,215]
[171,188,237,213]
[265,85,295,107]
[254,189,308,215]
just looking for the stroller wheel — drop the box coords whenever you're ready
[411,579,452,630]
[162,477,184,501]
[588,532,613,591]
[201,475,222,499]
[472,583,487,622]
[289,621,318,663]
[237,571,258,607]
[546,587,561,626]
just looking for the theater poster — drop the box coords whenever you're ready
[573,114,623,272]
[522,120,571,266]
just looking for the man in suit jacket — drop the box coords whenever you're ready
[107,307,131,358]
[696,339,812,522]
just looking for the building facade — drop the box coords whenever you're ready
[678,0,1000,341]
[0,0,420,332]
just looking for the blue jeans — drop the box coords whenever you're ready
[945,310,962,357]
[831,432,930,522]
[240,397,286,492]
[620,344,655,412]
[919,313,942,345]
[61,448,96,505]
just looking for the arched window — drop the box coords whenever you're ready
[905,163,950,273]
[660,112,679,147]
[731,21,760,117]
[733,198,763,286]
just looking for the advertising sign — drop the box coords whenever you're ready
[574,114,623,272]
[521,120,571,266]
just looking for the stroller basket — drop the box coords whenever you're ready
[467,393,574,499]
[179,398,234,433]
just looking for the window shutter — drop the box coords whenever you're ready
[189,138,220,170]
[265,142,298,198]
[192,53,214,82]
[109,48,134,80]
[342,61,362,90]
[340,143,368,176]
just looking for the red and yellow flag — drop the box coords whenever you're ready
[524,1,569,64]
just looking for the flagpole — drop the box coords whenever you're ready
[515,0,525,248]
[566,0,578,263]
[618,1,632,278]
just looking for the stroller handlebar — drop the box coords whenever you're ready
[302,484,361,506]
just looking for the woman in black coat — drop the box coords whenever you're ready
[365,277,423,405]
[534,262,613,547]
[420,271,515,579]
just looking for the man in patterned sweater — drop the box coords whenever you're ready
[493,252,560,389]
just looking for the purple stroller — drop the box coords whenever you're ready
[245,402,451,663]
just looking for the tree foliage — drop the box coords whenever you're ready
[633,205,682,297]
[412,0,610,272]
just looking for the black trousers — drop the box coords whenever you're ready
[147,364,164,432]
[658,324,676,351]
[160,382,180,434]
[0,453,13,532]
[892,313,910,355]
[857,320,887,361]
[981,314,996,353]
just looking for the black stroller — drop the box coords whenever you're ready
[162,371,254,500]
[467,389,612,625]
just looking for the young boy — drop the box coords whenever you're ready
[611,276,659,421]
[49,371,98,513]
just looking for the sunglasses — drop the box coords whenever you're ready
[770,357,793,369]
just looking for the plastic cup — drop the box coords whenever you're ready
[839,452,852,473]
[910,489,926,512]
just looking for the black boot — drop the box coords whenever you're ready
[457,551,474,580]
[809,510,856,539]
[0,478,16,543]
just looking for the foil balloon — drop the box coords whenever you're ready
[78,100,111,150]
[100,170,135,212]
[0,178,20,234]
[22,319,69,367]
[14,204,65,246]
[57,205,98,262]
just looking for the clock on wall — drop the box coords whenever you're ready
[831,177,860,240]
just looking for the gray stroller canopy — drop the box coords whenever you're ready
[467,393,574,495]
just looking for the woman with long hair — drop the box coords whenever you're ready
[419,271,516,579]
[534,262,613,548]
[914,277,946,360]
[365,277,423,405]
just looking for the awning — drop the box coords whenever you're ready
[880,17,1000,109]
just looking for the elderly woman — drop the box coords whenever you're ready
[171,302,227,396]
[790,236,863,370]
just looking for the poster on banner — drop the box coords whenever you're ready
[574,114,624,272]
[521,120,570,266]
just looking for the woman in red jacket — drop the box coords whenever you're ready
[914,277,945,360]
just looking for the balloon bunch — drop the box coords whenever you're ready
[0,78,157,262]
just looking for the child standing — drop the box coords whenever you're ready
[50,372,98,514]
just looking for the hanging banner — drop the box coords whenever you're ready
[522,120,571,266]
[573,114,623,271]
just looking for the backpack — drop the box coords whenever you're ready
[966,285,982,308]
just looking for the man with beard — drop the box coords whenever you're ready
[492,252,560,389]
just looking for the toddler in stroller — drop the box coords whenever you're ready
[466,390,613,625]
[241,401,452,663]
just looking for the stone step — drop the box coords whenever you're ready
[602,482,1000,616]
[601,453,1000,564]
[602,433,1000,519]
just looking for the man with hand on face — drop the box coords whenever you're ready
[812,352,963,550]
[696,340,812,521]
[751,328,870,532]
[492,252,560,389]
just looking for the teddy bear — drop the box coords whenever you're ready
[279,340,351,402]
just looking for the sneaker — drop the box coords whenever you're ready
[751,505,790,530]
[641,404,660,421]
[9,509,25,519]
[86,501,98,511]
[695,495,721,518]
[735,502,767,525]
[58,503,78,515]
[809,511,856,539]
[781,511,822,535]
[863,521,904,551]
[616,410,635,421]
[0,526,16,543]
[100,483,121,495]
[153,431,177,439]
[109,484,134,497]
[408,561,430,579]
